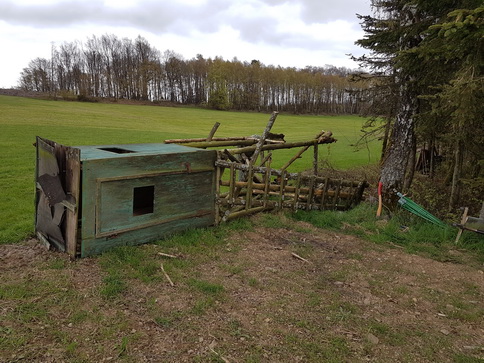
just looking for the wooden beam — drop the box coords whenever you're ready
[164,136,248,144]
[226,132,336,155]
[250,111,278,164]
[215,160,364,188]
[206,122,221,142]
[281,131,325,171]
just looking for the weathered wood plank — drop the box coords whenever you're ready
[226,131,336,155]
[65,147,81,258]
[81,149,216,240]
[81,213,214,257]
[96,171,214,236]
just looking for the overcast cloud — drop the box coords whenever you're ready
[0,0,371,88]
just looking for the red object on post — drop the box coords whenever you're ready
[376,182,383,217]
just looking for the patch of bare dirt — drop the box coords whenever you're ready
[0,222,483,362]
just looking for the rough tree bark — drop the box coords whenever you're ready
[403,134,416,191]
[379,79,417,207]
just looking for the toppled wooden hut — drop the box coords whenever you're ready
[35,137,216,258]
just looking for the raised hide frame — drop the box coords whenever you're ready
[35,137,217,258]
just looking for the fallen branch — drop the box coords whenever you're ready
[209,347,230,363]
[157,252,178,259]
[160,263,174,286]
[291,252,310,263]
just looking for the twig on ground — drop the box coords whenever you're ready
[209,347,230,363]
[388,242,404,249]
[291,252,310,263]
[160,263,174,286]
[158,252,178,258]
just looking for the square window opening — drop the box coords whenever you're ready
[133,186,154,216]
[99,147,136,154]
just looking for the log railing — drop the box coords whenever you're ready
[164,112,368,223]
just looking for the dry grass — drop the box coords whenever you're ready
[1,214,483,362]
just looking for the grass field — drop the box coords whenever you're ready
[1,95,483,362]
[0,95,380,244]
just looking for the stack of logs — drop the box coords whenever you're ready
[165,111,368,223]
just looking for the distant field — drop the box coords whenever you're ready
[0,95,380,243]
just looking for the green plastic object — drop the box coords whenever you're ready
[396,192,447,228]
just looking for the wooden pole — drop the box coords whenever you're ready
[246,163,254,210]
[259,152,273,167]
[333,180,342,210]
[206,122,221,142]
[320,177,329,210]
[293,173,301,211]
[313,142,318,175]
[279,170,286,210]
[180,139,259,148]
[226,132,336,155]
[250,111,279,164]
[225,206,271,221]
[223,149,239,163]
[455,207,468,243]
[215,161,363,188]
[263,157,272,208]
[240,188,354,201]
[228,164,235,205]
[165,136,248,144]
[215,156,221,225]
[281,131,325,171]
[306,176,315,210]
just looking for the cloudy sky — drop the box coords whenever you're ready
[0,0,371,88]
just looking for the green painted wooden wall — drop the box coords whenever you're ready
[75,143,217,257]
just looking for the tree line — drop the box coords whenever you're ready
[356,1,483,211]
[18,34,365,114]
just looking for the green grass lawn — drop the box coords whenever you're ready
[0,95,380,243]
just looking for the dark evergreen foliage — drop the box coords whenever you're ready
[355,0,483,210]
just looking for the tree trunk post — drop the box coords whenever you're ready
[379,79,417,207]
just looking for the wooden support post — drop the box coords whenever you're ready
[281,145,311,171]
[250,111,279,164]
[263,158,272,208]
[278,170,286,210]
[246,163,254,210]
[306,176,315,210]
[215,162,221,225]
[356,181,367,206]
[313,142,318,176]
[455,207,468,243]
[229,164,235,205]
[223,149,239,163]
[278,130,327,172]
[320,177,329,210]
[207,122,221,142]
[333,180,342,210]
[260,152,273,167]
[294,173,301,211]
